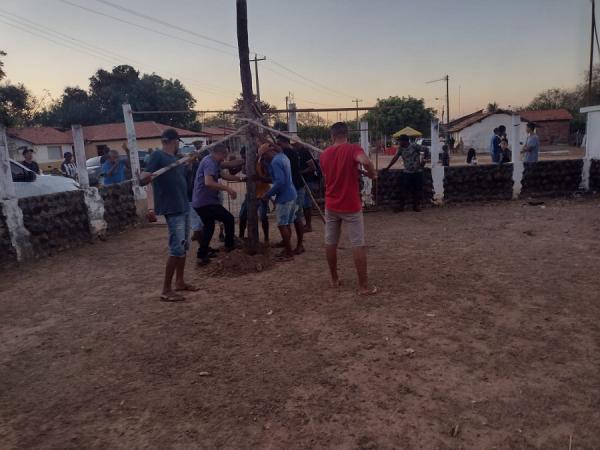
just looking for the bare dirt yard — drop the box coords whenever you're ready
[1,198,600,449]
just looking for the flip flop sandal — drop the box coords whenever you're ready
[175,284,200,292]
[160,292,185,302]
[358,286,378,296]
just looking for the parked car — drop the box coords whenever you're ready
[416,138,432,147]
[86,152,147,186]
[10,160,79,198]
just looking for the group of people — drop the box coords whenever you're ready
[489,122,540,164]
[140,122,379,302]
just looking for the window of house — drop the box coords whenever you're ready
[47,145,62,160]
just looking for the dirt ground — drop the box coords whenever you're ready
[2,198,600,449]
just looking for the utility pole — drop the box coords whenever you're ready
[250,54,267,103]
[589,0,596,105]
[236,0,259,253]
[353,98,362,129]
[426,75,450,138]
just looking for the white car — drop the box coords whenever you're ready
[10,160,80,198]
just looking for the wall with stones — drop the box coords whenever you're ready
[0,203,17,268]
[589,160,600,192]
[444,164,513,203]
[375,169,433,207]
[18,191,92,258]
[99,181,137,234]
[520,160,583,198]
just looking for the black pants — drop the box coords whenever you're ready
[399,172,423,211]
[195,204,235,257]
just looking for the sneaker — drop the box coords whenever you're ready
[197,256,211,266]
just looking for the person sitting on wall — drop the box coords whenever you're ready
[466,148,478,165]
[102,150,127,185]
[500,138,512,164]
[60,152,78,179]
[489,128,502,164]
[21,148,40,174]
[441,144,450,167]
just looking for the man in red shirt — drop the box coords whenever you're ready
[320,122,378,295]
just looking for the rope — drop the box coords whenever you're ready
[141,124,248,182]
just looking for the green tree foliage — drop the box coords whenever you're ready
[0,51,35,126]
[37,65,200,129]
[487,102,499,113]
[0,50,6,81]
[362,96,435,138]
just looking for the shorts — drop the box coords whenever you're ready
[189,202,204,231]
[276,200,297,226]
[303,181,318,209]
[295,187,306,222]
[165,212,190,257]
[324,209,364,248]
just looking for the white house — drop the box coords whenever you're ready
[447,110,528,153]
[7,127,73,173]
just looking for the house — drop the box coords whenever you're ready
[80,121,209,158]
[7,127,74,173]
[446,109,528,153]
[520,109,573,145]
[201,126,243,152]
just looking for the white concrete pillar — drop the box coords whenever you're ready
[360,121,373,206]
[288,103,298,135]
[0,125,33,261]
[580,105,600,191]
[430,120,444,203]
[511,114,524,199]
[71,125,89,189]
[122,103,147,219]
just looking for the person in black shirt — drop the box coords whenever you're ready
[21,148,40,174]
[276,135,305,254]
[441,144,450,167]
[294,143,318,232]
[466,148,478,165]
[500,138,511,164]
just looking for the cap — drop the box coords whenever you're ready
[161,128,181,142]
[64,151,73,157]
[398,134,410,143]
[22,147,34,156]
[526,122,537,130]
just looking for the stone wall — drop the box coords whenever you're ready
[0,203,17,268]
[444,164,513,203]
[520,160,583,198]
[589,160,600,192]
[99,181,137,234]
[375,169,433,207]
[18,191,92,258]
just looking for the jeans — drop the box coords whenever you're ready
[165,212,190,257]
[275,200,297,226]
[195,204,235,257]
[399,172,423,210]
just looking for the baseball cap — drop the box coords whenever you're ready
[21,147,34,156]
[160,128,181,142]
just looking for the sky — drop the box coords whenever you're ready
[0,0,594,120]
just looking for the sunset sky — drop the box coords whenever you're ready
[0,0,594,120]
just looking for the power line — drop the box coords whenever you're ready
[0,10,230,96]
[64,0,356,101]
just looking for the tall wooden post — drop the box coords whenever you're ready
[236,0,259,253]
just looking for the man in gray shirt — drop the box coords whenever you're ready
[522,122,540,163]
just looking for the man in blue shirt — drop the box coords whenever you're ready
[192,144,243,265]
[140,129,198,302]
[101,150,127,185]
[522,122,540,163]
[260,144,297,261]
[489,128,502,164]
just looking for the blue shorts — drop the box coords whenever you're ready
[189,202,204,232]
[165,212,190,257]
[295,187,306,221]
[276,199,297,226]
[303,181,319,208]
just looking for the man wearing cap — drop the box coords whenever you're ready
[192,144,243,265]
[60,152,78,179]
[522,122,540,163]
[277,135,305,254]
[382,134,426,212]
[260,142,297,261]
[140,128,198,302]
[21,148,40,174]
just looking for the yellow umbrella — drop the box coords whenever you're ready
[392,126,423,138]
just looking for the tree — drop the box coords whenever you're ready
[232,94,281,125]
[487,102,499,113]
[37,65,201,129]
[0,50,6,81]
[362,96,435,139]
[0,83,34,127]
[527,88,583,112]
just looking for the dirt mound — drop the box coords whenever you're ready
[203,245,274,277]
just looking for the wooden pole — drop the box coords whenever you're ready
[589,0,596,105]
[236,0,259,253]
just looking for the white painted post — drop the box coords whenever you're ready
[0,125,16,200]
[511,114,524,199]
[360,120,373,205]
[580,105,600,190]
[71,125,89,189]
[288,102,298,136]
[122,103,147,218]
[430,120,444,203]
[0,125,33,261]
